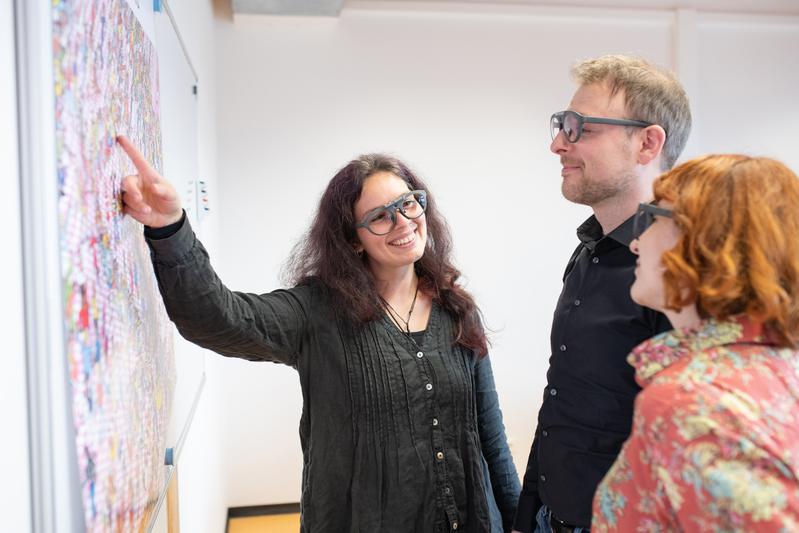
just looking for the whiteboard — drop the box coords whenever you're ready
[152,0,207,471]
[15,0,204,530]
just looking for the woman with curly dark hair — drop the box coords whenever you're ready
[118,135,519,533]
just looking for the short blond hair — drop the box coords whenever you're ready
[572,55,691,170]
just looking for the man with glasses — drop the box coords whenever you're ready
[512,55,692,533]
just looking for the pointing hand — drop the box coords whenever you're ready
[117,135,183,228]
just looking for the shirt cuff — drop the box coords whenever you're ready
[144,210,197,265]
[144,210,186,240]
[512,490,542,533]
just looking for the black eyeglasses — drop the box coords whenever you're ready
[355,190,427,236]
[550,110,654,143]
[632,202,674,240]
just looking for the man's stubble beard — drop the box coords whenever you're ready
[562,172,636,206]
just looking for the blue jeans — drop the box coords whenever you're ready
[534,505,590,533]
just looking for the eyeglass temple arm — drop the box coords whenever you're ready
[583,116,653,127]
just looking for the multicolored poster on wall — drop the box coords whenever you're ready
[52,0,176,531]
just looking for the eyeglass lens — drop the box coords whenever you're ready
[551,112,581,143]
[365,192,426,235]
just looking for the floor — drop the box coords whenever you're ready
[227,512,301,533]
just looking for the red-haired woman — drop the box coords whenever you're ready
[592,154,799,531]
[117,136,519,533]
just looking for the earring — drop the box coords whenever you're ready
[356,249,364,258]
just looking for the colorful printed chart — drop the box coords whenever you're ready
[53,0,175,530]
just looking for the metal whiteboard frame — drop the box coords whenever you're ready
[16,0,84,531]
[156,0,199,81]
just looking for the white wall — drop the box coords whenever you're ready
[694,13,799,170]
[1,0,32,530]
[211,1,799,509]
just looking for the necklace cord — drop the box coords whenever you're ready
[382,282,419,335]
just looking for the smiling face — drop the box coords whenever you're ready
[551,82,639,208]
[629,201,681,311]
[354,171,427,278]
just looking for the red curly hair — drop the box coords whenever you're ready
[654,154,799,347]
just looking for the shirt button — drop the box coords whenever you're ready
[436,451,444,460]
[426,383,433,391]
[542,430,548,437]
[559,344,567,352]
[432,418,439,426]
[444,487,451,494]
[574,299,581,306]
[540,474,547,482]
[416,351,424,358]
[592,256,600,264]
[550,388,558,396]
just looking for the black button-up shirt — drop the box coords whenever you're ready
[513,214,671,530]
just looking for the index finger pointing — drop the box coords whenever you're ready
[117,135,155,176]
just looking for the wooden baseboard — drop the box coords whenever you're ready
[225,504,301,533]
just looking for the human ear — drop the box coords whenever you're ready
[637,125,667,166]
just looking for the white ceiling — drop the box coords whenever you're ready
[231,0,799,16]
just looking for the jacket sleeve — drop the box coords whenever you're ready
[475,355,521,532]
[512,433,543,533]
[145,215,313,367]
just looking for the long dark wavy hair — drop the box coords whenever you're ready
[284,154,488,357]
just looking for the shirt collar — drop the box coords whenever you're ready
[576,214,635,251]
[627,315,778,387]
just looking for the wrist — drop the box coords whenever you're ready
[164,209,184,227]
[145,210,186,240]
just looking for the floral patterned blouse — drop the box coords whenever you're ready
[592,316,799,532]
